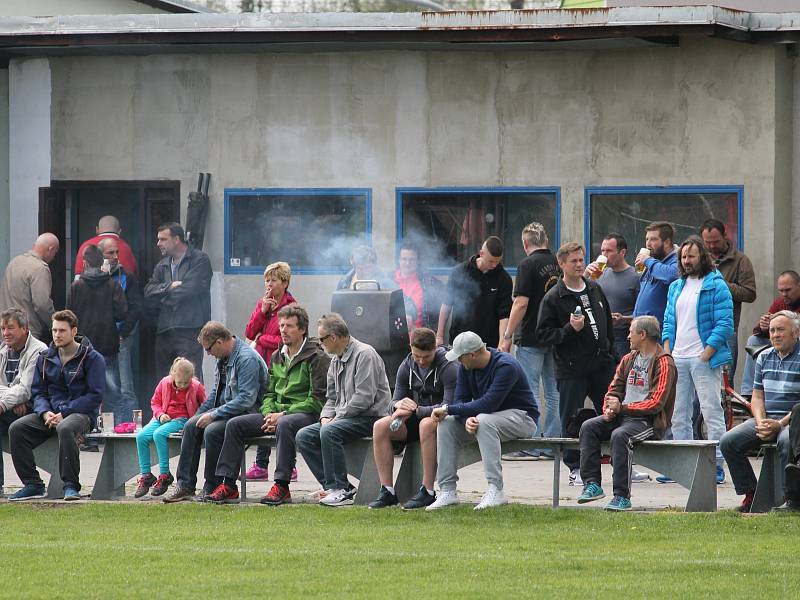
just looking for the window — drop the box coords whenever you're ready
[585,186,743,260]
[396,187,560,273]
[224,188,371,274]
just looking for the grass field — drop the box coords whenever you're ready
[1,502,798,599]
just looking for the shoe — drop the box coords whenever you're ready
[309,489,328,501]
[150,473,174,497]
[631,469,651,482]
[319,488,354,507]
[342,486,358,502]
[605,495,633,511]
[425,489,459,511]
[291,467,298,482]
[734,491,755,513]
[207,483,240,504]
[502,450,540,461]
[785,462,800,494]
[600,454,612,465]
[368,486,399,509]
[244,463,270,481]
[163,487,196,503]
[773,499,800,512]
[656,475,676,484]
[79,444,99,452]
[537,452,555,461]
[716,465,725,485]
[63,485,81,501]
[8,483,47,501]
[569,468,583,486]
[403,486,437,510]
[577,481,605,504]
[260,483,292,506]
[474,485,507,510]
[134,473,157,498]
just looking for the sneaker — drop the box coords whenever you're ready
[734,491,754,513]
[244,463,270,481]
[8,483,47,501]
[150,473,174,497]
[134,473,157,498]
[600,454,612,465]
[260,483,292,506]
[716,465,725,485]
[474,485,507,510]
[309,489,328,501]
[368,486,399,509]
[577,481,605,504]
[207,483,240,504]
[63,485,81,501]
[605,495,633,511]
[537,452,555,461]
[402,486,437,510]
[773,499,800,512]
[784,462,800,494]
[319,488,354,507]
[291,467,298,482]
[79,443,99,453]
[163,487,196,503]
[568,468,583,486]
[631,469,651,482]
[425,489,459,511]
[656,475,676,484]
[502,450,540,461]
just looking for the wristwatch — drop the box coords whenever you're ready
[441,404,449,416]
[503,331,513,341]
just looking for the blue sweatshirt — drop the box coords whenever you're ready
[632,249,678,324]
[448,348,540,421]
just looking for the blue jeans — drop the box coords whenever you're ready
[0,409,22,486]
[720,418,791,495]
[673,355,725,465]
[516,345,559,455]
[741,334,769,396]
[102,353,124,425]
[175,412,229,492]
[118,325,139,420]
[136,417,188,475]
[726,329,739,380]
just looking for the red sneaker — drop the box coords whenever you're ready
[260,483,291,506]
[735,491,754,513]
[207,483,240,504]
[134,473,157,498]
[150,473,174,497]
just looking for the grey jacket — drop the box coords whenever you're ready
[321,337,391,419]
[0,332,48,412]
[0,252,54,340]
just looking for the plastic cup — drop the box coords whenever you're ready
[101,412,115,434]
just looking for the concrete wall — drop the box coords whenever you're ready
[47,37,785,344]
[0,0,171,16]
[0,69,9,269]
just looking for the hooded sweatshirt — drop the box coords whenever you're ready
[67,267,127,357]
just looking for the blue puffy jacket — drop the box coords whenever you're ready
[661,270,734,369]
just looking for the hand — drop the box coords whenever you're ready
[758,313,772,332]
[435,335,445,347]
[699,346,715,363]
[465,416,479,435]
[569,313,586,332]
[498,338,512,353]
[195,412,215,429]
[755,418,780,441]
[262,412,285,433]
[261,296,278,315]
[170,281,182,289]
[320,417,334,425]
[159,414,171,424]
[45,412,63,428]
[395,398,418,413]
[602,408,617,422]
[634,250,649,268]
[431,407,447,422]
[12,404,29,417]
[604,395,621,414]
[611,312,624,327]
[584,262,600,279]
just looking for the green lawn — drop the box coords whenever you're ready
[1,502,797,599]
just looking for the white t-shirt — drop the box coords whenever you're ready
[672,276,704,358]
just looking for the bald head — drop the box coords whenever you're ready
[97,215,121,235]
[32,233,59,263]
[98,237,120,269]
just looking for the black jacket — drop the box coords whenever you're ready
[390,347,458,418]
[111,265,142,338]
[144,247,212,333]
[536,277,614,378]
[66,268,128,357]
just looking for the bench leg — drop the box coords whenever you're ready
[345,439,379,506]
[92,438,182,500]
[751,447,782,513]
[240,448,248,502]
[34,438,64,499]
[634,445,717,512]
[394,442,424,503]
[552,445,562,508]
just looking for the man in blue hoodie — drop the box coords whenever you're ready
[427,331,539,511]
[633,221,678,325]
[8,310,105,501]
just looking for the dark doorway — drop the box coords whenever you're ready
[39,180,180,419]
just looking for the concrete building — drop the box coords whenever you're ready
[0,5,798,389]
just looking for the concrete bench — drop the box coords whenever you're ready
[1,435,64,498]
[751,443,782,513]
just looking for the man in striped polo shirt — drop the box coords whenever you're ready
[720,310,800,513]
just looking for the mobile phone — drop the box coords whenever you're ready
[573,306,582,316]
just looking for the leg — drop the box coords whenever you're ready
[727,329,739,380]
[418,417,439,490]
[0,410,21,486]
[215,414,265,482]
[719,419,761,494]
[474,409,536,489]
[372,415,405,487]
[253,445,270,470]
[609,417,653,499]
[103,353,125,425]
[9,413,54,485]
[741,335,768,396]
[201,418,229,489]
[118,324,139,419]
[435,415,474,492]
[54,413,91,489]
[319,417,376,490]
[776,425,792,491]
[670,357,696,442]
[174,328,204,384]
[579,415,614,486]
[296,422,325,487]
[136,419,161,474]
[587,363,615,415]
[175,413,206,491]
[152,418,187,474]
[273,413,318,483]
[539,348,560,456]
[155,330,177,381]
[691,359,725,465]
[557,376,590,470]
[789,403,800,464]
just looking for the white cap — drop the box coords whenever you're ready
[445,331,485,362]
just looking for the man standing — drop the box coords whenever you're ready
[163,321,268,503]
[536,242,616,485]
[576,316,676,511]
[8,310,105,501]
[720,311,800,512]
[498,222,560,461]
[662,236,733,484]
[780,403,800,511]
[436,236,512,348]
[392,243,444,331]
[699,219,756,377]
[296,313,391,507]
[209,305,329,506]
[632,222,678,325]
[144,223,212,381]
[0,309,48,496]
[0,233,59,341]
[426,331,539,511]
[74,215,138,276]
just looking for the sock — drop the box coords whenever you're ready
[385,486,395,495]
[223,477,237,488]
[425,488,435,496]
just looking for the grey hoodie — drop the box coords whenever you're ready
[321,337,392,419]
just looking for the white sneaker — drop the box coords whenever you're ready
[569,468,583,486]
[319,488,353,507]
[425,489,459,511]
[474,485,508,510]
[631,469,651,482]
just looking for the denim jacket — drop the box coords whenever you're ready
[198,338,269,420]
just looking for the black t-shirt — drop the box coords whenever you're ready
[514,249,560,347]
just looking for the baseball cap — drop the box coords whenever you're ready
[445,331,485,362]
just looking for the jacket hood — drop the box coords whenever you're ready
[44,334,94,359]
[80,267,111,288]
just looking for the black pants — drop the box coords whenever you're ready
[579,414,654,498]
[156,327,204,383]
[788,404,800,499]
[175,412,228,492]
[215,412,317,484]
[557,363,615,470]
[9,412,91,490]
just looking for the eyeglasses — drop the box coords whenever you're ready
[319,334,332,343]
[204,339,219,354]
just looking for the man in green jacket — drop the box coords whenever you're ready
[209,304,330,505]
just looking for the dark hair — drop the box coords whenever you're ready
[52,309,78,329]
[399,241,419,256]
[699,218,726,237]
[157,222,186,243]
[645,221,674,243]
[278,303,309,335]
[677,235,714,279]
[0,308,28,329]
[603,233,628,252]
[483,236,503,258]
[556,242,584,262]
[82,244,104,268]
[410,327,436,351]
[779,270,800,284]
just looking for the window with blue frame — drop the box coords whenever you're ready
[397,188,560,272]
[585,187,743,260]
[225,188,371,274]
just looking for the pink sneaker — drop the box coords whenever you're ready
[245,463,270,481]
[291,467,298,482]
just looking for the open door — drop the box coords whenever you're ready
[38,187,68,321]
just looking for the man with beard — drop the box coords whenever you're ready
[633,222,678,325]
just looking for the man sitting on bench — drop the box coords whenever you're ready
[778,402,800,511]
[576,316,677,511]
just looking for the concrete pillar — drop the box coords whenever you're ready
[0,68,9,269]
[8,58,51,256]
